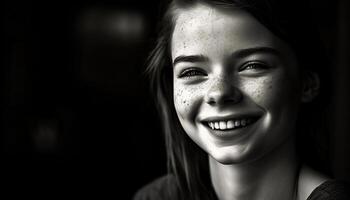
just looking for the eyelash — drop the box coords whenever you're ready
[239,62,270,72]
[178,62,270,78]
[179,68,207,78]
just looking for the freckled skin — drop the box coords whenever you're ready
[172,4,303,164]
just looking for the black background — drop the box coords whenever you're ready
[2,0,349,198]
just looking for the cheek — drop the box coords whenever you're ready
[173,82,204,119]
[173,86,188,113]
[240,74,300,108]
[240,77,275,105]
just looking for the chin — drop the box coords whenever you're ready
[208,145,256,165]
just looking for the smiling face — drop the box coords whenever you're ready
[171,3,304,164]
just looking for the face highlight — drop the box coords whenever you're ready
[171,3,303,164]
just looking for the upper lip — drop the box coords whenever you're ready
[200,113,262,122]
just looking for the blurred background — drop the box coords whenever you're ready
[1,0,349,198]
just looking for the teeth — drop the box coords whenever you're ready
[227,120,235,129]
[214,122,220,129]
[209,122,214,129]
[235,120,240,127]
[207,118,255,130]
[219,121,226,130]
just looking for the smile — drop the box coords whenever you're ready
[200,114,262,139]
[207,118,256,130]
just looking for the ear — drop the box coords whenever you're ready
[301,71,320,103]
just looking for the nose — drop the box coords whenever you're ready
[205,78,242,105]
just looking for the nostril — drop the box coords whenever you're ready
[205,84,242,105]
[206,93,242,105]
[206,98,217,105]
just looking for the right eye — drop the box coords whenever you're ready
[179,68,207,78]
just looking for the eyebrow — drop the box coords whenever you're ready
[173,54,209,67]
[231,46,281,58]
[172,47,281,67]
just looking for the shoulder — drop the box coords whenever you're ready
[133,174,180,200]
[298,165,330,199]
[307,180,350,200]
[298,165,350,200]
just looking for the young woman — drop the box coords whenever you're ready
[135,0,350,199]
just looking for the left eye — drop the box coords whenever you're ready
[179,68,207,78]
[239,62,269,72]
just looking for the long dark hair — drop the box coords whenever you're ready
[146,0,332,199]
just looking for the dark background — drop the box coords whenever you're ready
[2,0,349,198]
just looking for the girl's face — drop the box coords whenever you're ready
[171,3,304,164]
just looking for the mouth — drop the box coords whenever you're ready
[205,117,258,131]
[200,115,261,140]
[203,117,259,131]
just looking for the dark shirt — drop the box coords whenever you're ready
[307,180,350,200]
[134,175,350,200]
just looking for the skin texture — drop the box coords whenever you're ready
[170,3,326,200]
[172,3,301,165]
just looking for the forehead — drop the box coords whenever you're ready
[171,3,288,60]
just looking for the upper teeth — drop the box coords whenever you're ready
[207,119,252,130]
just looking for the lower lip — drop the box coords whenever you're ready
[203,119,259,140]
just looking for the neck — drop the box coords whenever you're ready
[209,139,299,200]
